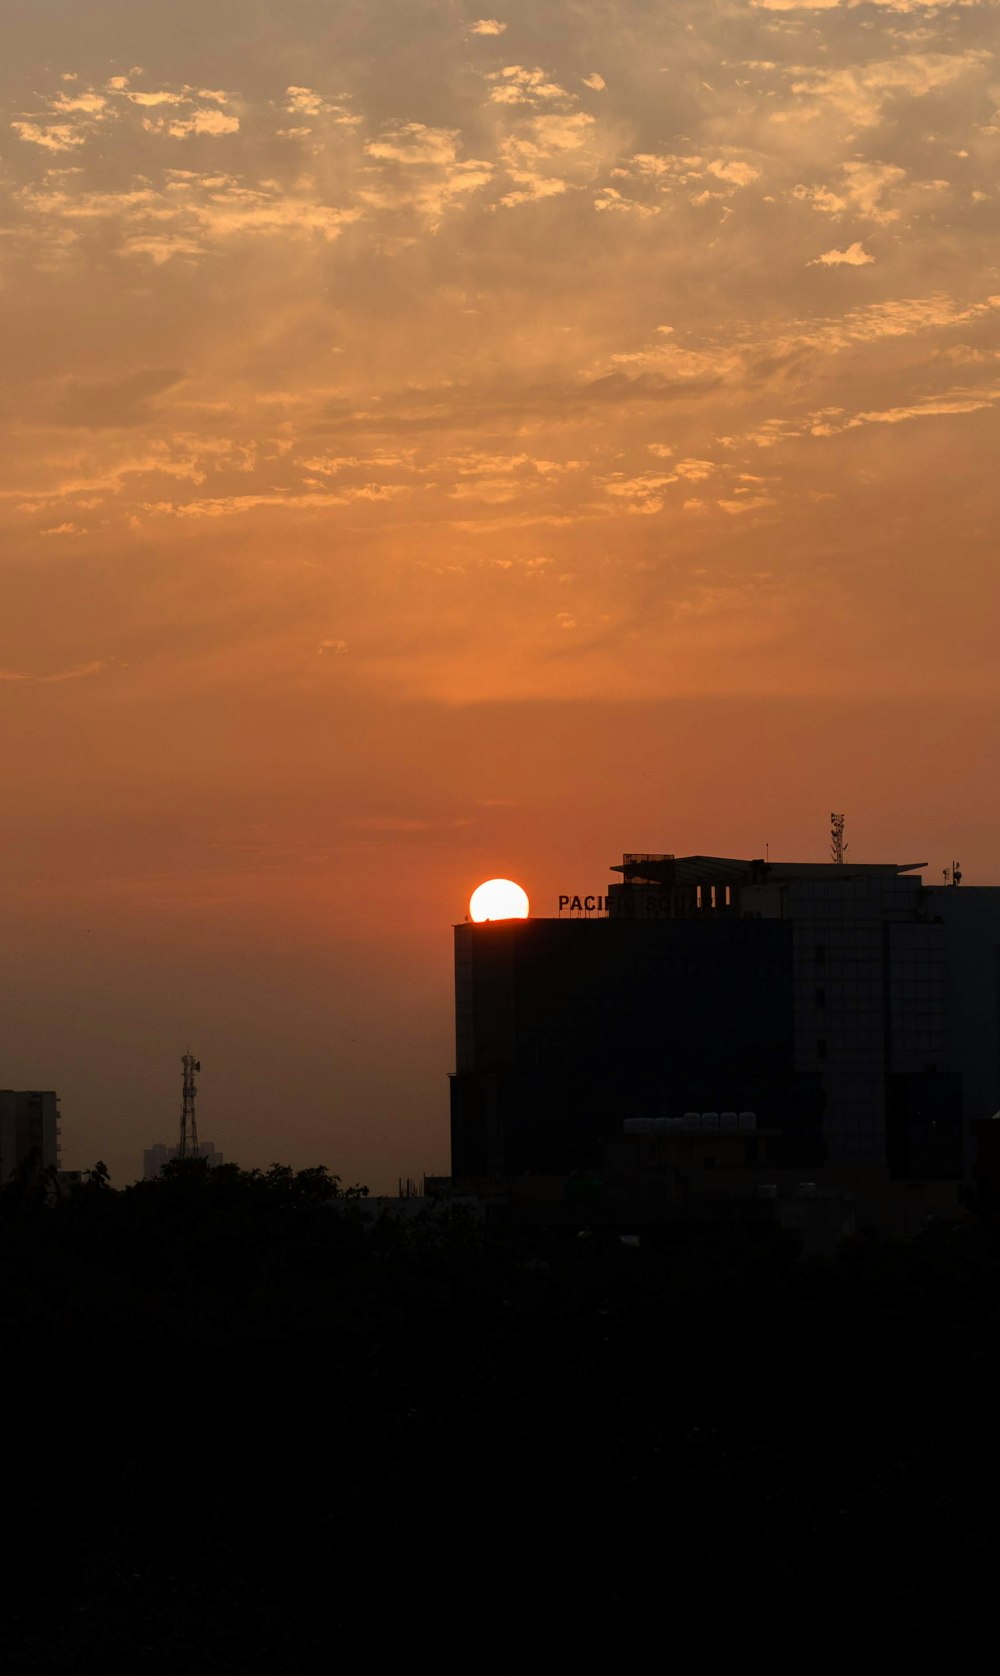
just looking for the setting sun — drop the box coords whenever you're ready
[469,879,530,923]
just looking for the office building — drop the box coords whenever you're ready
[451,852,999,1187]
[0,1089,60,1182]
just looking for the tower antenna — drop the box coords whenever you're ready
[830,812,847,866]
[179,1052,201,1159]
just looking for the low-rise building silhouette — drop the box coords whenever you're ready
[143,1140,223,1180]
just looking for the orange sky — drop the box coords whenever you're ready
[2,1,998,1188]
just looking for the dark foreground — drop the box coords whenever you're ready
[4,1160,1000,1671]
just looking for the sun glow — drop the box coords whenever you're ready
[469,878,530,922]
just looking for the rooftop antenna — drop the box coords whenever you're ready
[830,812,846,866]
[178,1052,200,1159]
[952,860,962,887]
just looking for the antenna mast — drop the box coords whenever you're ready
[179,1052,201,1159]
[830,812,846,866]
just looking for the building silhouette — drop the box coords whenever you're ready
[143,1140,223,1180]
[0,1089,60,1181]
[451,853,1000,1191]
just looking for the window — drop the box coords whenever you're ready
[816,987,826,1008]
[815,943,826,964]
[817,1038,828,1061]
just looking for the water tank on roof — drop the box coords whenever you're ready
[701,1111,719,1129]
[738,1111,757,1131]
[720,1111,738,1129]
[682,1112,700,1127]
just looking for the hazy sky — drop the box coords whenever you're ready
[2,1,998,1188]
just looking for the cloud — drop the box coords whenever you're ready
[366,122,458,164]
[445,451,530,475]
[488,66,572,105]
[158,110,241,138]
[470,18,507,34]
[318,638,348,654]
[793,161,912,228]
[500,172,568,207]
[706,159,760,187]
[125,89,188,107]
[786,52,986,131]
[530,112,594,151]
[631,153,702,179]
[674,459,716,481]
[37,660,106,684]
[11,121,88,151]
[183,183,359,240]
[143,478,410,518]
[840,160,906,225]
[756,0,979,9]
[809,242,875,266]
[0,660,106,684]
[119,234,207,264]
[856,392,999,424]
[448,477,524,503]
[813,387,1000,434]
[594,186,660,216]
[816,292,1000,345]
[54,369,185,428]
[792,183,848,216]
[603,471,677,502]
[17,173,361,262]
[284,86,358,125]
[500,110,596,193]
[3,20,998,728]
[717,496,776,515]
[51,92,107,115]
[360,138,493,220]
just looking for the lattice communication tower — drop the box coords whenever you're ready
[830,812,847,866]
[178,1052,201,1159]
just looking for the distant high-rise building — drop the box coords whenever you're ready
[0,1090,60,1181]
[143,1140,223,1181]
[451,852,1000,1184]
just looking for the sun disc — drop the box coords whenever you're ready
[469,878,530,922]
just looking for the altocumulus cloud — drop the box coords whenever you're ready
[809,242,875,266]
[2,0,998,711]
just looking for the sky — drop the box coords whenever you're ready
[2,0,998,1189]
